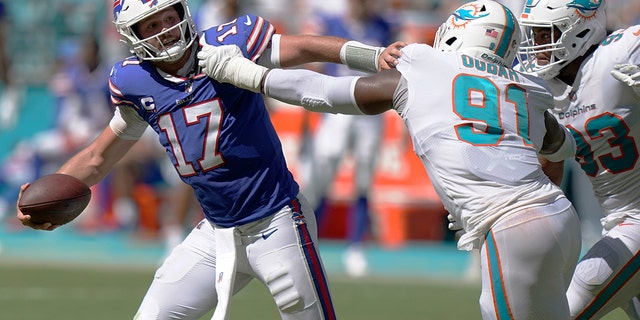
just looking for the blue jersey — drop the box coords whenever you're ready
[108,15,299,227]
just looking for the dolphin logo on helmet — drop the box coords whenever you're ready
[451,4,490,27]
[567,0,602,18]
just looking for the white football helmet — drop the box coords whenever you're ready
[434,0,521,67]
[518,0,607,79]
[113,0,198,62]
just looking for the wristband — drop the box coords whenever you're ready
[339,41,384,73]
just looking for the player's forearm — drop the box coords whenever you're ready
[277,34,346,67]
[57,128,136,186]
[57,148,108,187]
[278,35,384,73]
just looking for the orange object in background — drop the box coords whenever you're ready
[268,103,447,248]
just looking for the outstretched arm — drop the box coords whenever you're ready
[262,67,400,115]
[248,33,405,72]
[198,44,402,114]
[276,35,405,71]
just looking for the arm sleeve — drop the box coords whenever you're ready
[256,34,281,68]
[108,106,148,140]
[263,68,365,115]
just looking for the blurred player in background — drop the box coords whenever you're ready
[518,0,640,318]
[199,1,582,318]
[16,0,400,318]
[0,0,21,129]
[299,0,399,277]
[193,0,240,31]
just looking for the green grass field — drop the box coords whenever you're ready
[0,262,629,320]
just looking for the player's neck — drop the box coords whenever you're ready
[556,45,598,86]
[152,47,194,77]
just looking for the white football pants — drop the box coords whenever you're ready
[567,216,640,319]
[479,198,582,319]
[134,194,336,320]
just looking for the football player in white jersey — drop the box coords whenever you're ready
[197,1,582,318]
[518,0,640,318]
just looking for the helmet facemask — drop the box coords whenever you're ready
[114,0,198,62]
[517,0,607,79]
[518,23,570,79]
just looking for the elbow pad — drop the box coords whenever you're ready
[264,69,365,115]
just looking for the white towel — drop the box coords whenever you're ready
[211,226,237,320]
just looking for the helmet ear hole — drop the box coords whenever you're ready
[446,37,457,46]
[576,29,590,39]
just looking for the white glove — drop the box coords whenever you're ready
[197,44,268,93]
[611,64,640,95]
[447,213,466,241]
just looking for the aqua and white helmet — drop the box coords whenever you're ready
[518,0,607,79]
[113,0,197,62]
[434,0,521,67]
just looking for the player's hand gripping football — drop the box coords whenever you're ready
[197,44,267,93]
[611,64,640,95]
[16,183,59,231]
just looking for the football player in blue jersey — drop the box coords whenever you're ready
[15,0,402,319]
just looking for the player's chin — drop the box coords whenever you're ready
[535,56,550,66]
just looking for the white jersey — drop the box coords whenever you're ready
[395,43,566,250]
[547,26,640,230]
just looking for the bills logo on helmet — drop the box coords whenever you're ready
[113,0,124,20]
[113,0,159,20]
[450,3,490,28]
[567,0,602,18]
[142,0,159,7]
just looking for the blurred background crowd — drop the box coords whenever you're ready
[0,0,639,276]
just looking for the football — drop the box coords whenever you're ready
[18,173,91,226]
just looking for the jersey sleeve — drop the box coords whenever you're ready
[201,14,276,63]
[108,58,145,110]
[606,25,640,65]
[626,25,640,64]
